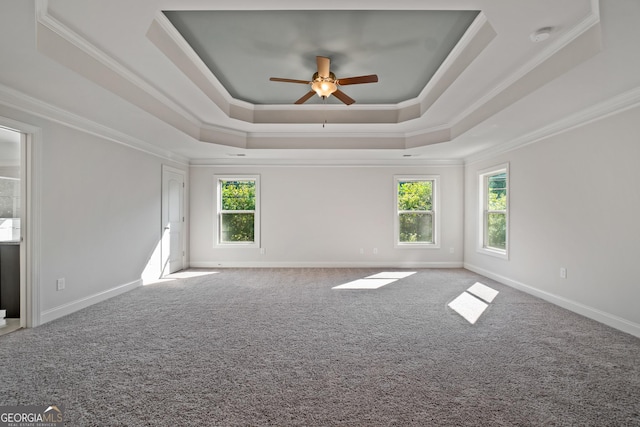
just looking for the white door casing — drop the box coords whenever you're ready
[161,166,185,275]
[0,117,40,328]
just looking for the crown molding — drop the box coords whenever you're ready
[246,130,406,139]
[0,83,189,165]
[189,158,464,167]
[464,85,640,165]
[451,2,601,127]
[37,5,201,130]
[148,10,493,126]
[32,0,605,154]
[148,11,235,116]
[417,12,496,117]
[146,3,602,150]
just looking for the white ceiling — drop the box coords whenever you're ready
[1,0,640,164]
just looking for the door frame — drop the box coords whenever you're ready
[1,117,41,328]
[161,165,186,277]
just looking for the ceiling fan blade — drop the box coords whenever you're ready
[294,91,316,104]
[270,77,311,84]
[337,74,379,86]
[332,89,355,105]
[316,56,331,78]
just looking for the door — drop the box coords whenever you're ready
[161,166,185,275]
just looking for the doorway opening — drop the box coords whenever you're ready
[0,126,24,335]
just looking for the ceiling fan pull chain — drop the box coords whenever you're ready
[323,96,327,127]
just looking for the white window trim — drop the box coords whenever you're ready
[394,175,440,249]
[477,163,509,259]
[214,174,260,248]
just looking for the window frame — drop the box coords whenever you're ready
[394,175,440,249]
[214,175,260,248]
[478,164,509,259]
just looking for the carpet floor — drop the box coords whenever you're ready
[1,268,639,426]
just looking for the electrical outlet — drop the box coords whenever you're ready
[559,267,567,279]
[260,247,266,255]
[56,278,65,291]
[373,248,378,255]
[449,247,455,254]
[359,248,364,255]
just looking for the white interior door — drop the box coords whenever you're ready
[162,166,185,275]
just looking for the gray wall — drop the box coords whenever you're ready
[40,123,163,312]
[0,103,187,325]
[190,164,464,268]
[4,98,639,337]
[464,104,640,335]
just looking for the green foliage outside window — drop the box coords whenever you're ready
[220,180,255,242]
[221,180,255,210]
[398,180,433,243]
[486,173,506,250]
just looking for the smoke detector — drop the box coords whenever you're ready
[530,27,552,42]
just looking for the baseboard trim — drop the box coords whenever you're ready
[40,279,142,325]
[190,261,464,269]
[464,263,640,338]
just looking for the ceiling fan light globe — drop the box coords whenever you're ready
[311,80,337,98]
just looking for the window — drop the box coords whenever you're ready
[395,176,439,247]
[216,176,260,247]
[479,165,508,258]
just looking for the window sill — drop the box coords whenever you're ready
[477,247,508,260]
[215,243,260,249]
[395,243,441,249]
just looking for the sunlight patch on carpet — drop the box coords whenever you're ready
[366,272,416,279]
[144,270,219,285]
[466,282,499,303]
[448,292,488,324]
[333,278,398,289]
[333,271,416,290]
[168,270,219,279]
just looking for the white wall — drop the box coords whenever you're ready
[464,104,640,336]
[3,97,638,337]
[191,164,464,268]
[0,104,187,325]
[6,99,638,336]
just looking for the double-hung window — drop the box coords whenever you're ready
[395,176,439,247]
[479,165,508,258]
[216,176,260,247]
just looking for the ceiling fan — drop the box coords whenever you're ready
[269,56,378,105]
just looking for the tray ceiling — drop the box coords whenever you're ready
[5,0,623,161]
[163,10,479,105]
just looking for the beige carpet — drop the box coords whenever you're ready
[0,268,638,426]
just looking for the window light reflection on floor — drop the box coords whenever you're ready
[448,282,499,324]
[332,278,398,290]
[332,272,416,290]
[144,269,219,285]
[366,272,417,279]
[448,292,488,324]
[467,282,499,303]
